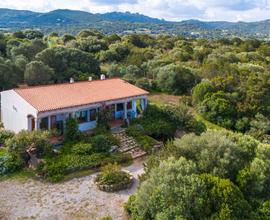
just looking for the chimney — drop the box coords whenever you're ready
[70,78,74,83]
[88,76,92,81]
[100,74,106,80]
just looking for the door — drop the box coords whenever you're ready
[31,118,35,131]
[50,115,57,129]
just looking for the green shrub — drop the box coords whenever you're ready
[140,118,175,140]
[0,129,14,145]
[71,142,93,155]
[65,118,80,142]
[39,152,130,182]
[133,105,176,140]
[126,126,158,152]
[0,152,24,175]
[5,130,52,163]
[101,153,132,166]
[95,163,133,191]
[96,163,130,185]
[91,134,112,152]
[40,153,107,181]
[185,118,206,135]
[133,104,205,140]
[124,195,137,216]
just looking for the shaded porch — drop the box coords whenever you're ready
[31,97,148,133]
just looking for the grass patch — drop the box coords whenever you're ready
[194,111,225,131]
[0,169,36,182]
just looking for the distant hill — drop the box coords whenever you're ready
[0,9,102,26]
[0,8,270,39]
[98,12,167,23]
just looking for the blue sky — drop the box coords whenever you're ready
[0,0,270,22]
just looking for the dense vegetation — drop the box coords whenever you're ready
[126,131,270,219]
[1,27,270,218]
[0,119,131,182]
[1,29,269,142]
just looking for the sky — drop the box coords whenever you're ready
[0,0,270,22]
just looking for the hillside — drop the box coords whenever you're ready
[0,8,270,38]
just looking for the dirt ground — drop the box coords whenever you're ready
[0,159,145,220]
[148,93,181,105]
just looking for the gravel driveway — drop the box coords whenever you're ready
[0,158,145,220]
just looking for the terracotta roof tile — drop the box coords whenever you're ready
[14,78,148,112]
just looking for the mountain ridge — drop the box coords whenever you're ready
[0,8,270,38]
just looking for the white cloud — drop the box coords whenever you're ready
[0,0,270,21]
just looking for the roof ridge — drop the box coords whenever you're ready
[14,77,123,91]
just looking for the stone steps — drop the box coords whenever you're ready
[112,130,147,159]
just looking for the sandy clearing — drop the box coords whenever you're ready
[0,158,145,220]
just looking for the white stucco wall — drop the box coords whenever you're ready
[0,90,37,133]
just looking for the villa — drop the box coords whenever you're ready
[0,77,149,133]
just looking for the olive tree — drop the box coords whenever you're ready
[156,64,197,95]
[126,157,253,220]
[24,61,54,86]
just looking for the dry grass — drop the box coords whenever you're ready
[148,93,181,106]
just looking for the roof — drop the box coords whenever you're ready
[14,78,149,112]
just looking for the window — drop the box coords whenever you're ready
[127,101,132,110]
[89,109,97,121]
[75,110,88,123]
[116,103,124,111]
[40,117,48,130]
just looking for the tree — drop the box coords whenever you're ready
[24,61,54,86]
[23,30,44,40]
[248,113,270,143]
[12,31,26,39]
[126,65,143,77]
[156,64,197,95]
[0,58,22,90]
[258,200,270,220]
[107,64,125,78]
[6,130,51,163]
[104,34,121,44]
[36,47,100,82]
[77,36,107,53]
[198,91,236,129]
[192,80,215,105]
[237,143,270,206]
[173,130,258,181]
[126,157,253,220]
[77,29,104,39]
[62,34,76,44]
[244,71,270,115]
[10,39,47,61]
